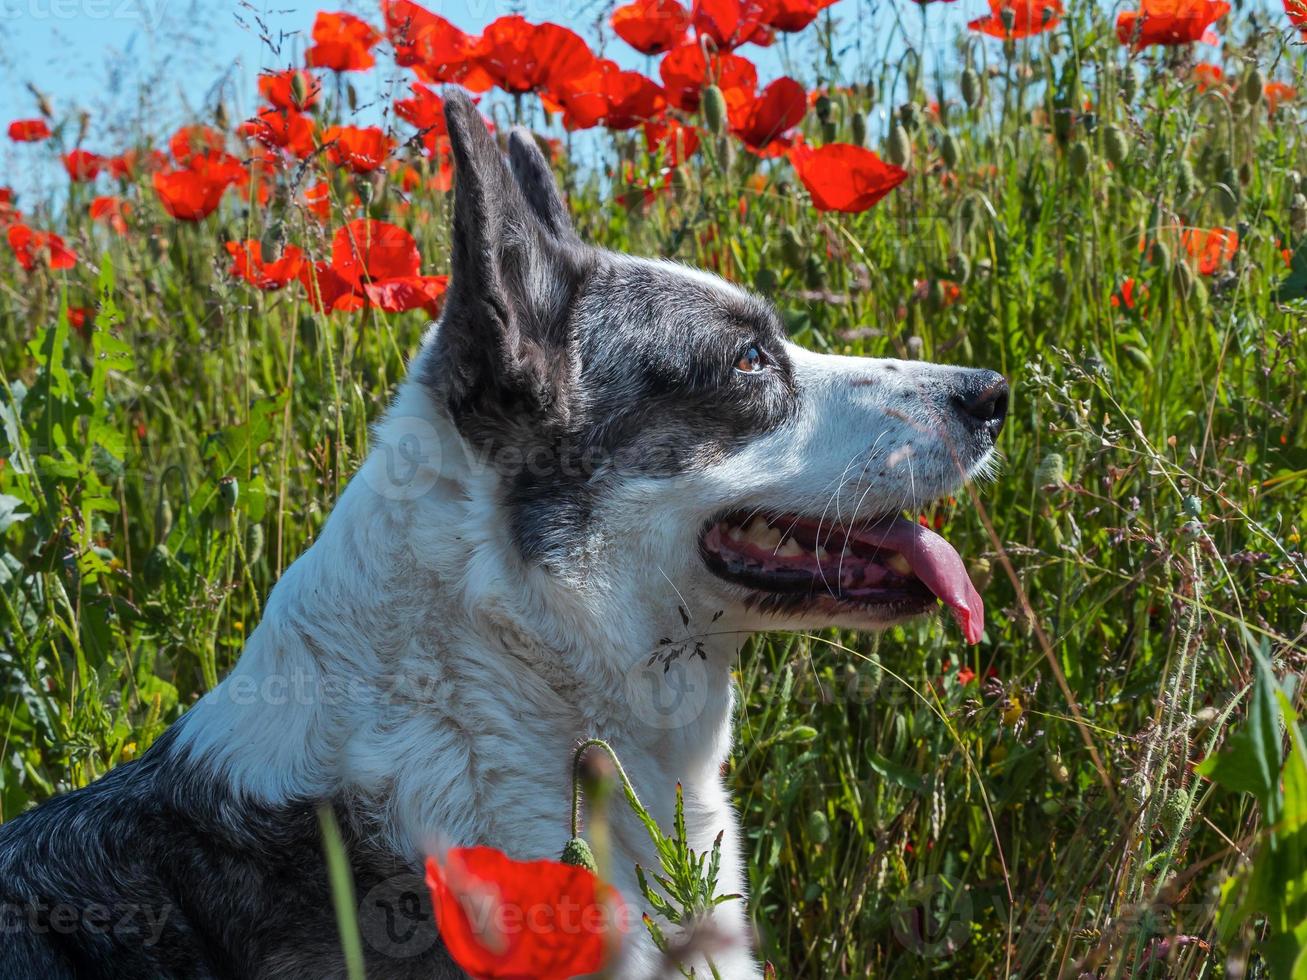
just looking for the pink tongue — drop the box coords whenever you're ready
[866,517,985,644]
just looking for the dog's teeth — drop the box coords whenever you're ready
[775,538,803,558]
[815,545,829,561]
[749,525,782,550]
[887,552,912,576]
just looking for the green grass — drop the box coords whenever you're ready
[2,2,1307,977]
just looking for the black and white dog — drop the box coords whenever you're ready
[0,92,1006,979]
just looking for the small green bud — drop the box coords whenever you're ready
[1213,179,1239,219]
[898,102,922,132]
[1103,125,1129,169]
[807,809,831,845]
[1159,790,1189,838]
[1046,748,1070,785]
[850,110,867,147]
[1243,67,1265,106]
[1123,344,1152,372]
[1173,257,1197,297]
[1150,240,1171,270]
[559,837,599,874]
[941,133,960,170]
[961,68,982,108]
[948,251,971,284]
[815,94,834,124]
[1122,71,1138,105]
[702,84,727,135]
[1035,452,1066,487]
[820,120,838,143]
[246,522,265,565]
[886,125,912,168]
[967,557,993,592]
[144,543,171,590]
[154,495,173,543]
[1069,141,1092,178]
[218,476,239,512]
[1182,495,1202,519]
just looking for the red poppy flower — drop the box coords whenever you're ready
[473,17,598,96]
[7,223,77,271]
[225,240,306,290]
[1193,62,1224,91]
[8,119,51,143]
[383,0,491,89]
[644,117,701,165]
[303,181,333,221]
[790,142,908,213]
[1115,0,1229,46]
[612,0,690,54]
[968,0,1063,38]
[1265,81,1297,112]
[306,11,382,71]
[692,0,776,49]
[731,76,806,155]
[1288,0,1307,33]
[63,149,104,182]
[425,847,625,980]
[301,219,446,315]
[956,665,977,685]
[106,148,167,180]
[168,125,226,164]
[659,42,758,112]
[765,0,840,30]
[323,125,396,173]
[1181,226,1237,275]
[423,134,457,191]
[152,151,244,221]
[89,195,130,236]
[258,69,321,111]
[66,305,92,336]
[1111,277,1146,310]
[395,82,448,133]
[549,61,667,130]
[241,108,318,158]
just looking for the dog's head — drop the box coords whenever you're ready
[421,91,1006,645]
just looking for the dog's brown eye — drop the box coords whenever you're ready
[735,346,765,374]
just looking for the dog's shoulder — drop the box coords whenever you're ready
[0,727,463,979]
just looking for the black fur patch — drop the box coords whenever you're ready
[0,728,465,979]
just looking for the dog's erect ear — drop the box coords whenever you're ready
[507,128,576,242]
[435,90,580,417]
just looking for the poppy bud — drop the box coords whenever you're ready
[1046,748,1069,785]
[1103,126,1129,169]
[559,837,599,875]
[807,809,830,844]
[291,72,310,109]
[1121,71,1138,105]
[1182,495,1202,519]
[346,82,358,113]
[886,125,912,167]
[1159,790,1189,838]
[1243,68,1265,106]
[218,476,239,511]
[1213,178,1238,219]
[803,254,826,289]
[1292,193,1307,236]
[1173,256,1196,297]
[144,544,171,590]
[949,252,971,284]
[246,522,265,565]
[1150,240,1171,270]
[941,133,960,170]
[154,495,173,544]
[967,557,992,592]
[781,227,805,269]
[1035,452,1065,487]
[1068,141,1092,178]
[821,121,838,143]
[1123,344,1152,372]
[754,266,779,294]
[850,110,867,147]
[961,68,983,108]
[898,102,922,132]
[815,94,834,124]
[1176,158,1195,197]
[702,84,727,135]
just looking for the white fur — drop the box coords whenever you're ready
[174,265,993,978]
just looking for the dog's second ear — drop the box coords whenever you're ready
[434,90,580,420]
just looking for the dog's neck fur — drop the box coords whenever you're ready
[174,353,746,880]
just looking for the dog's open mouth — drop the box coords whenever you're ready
[700,512,984,643]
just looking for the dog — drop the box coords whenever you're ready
[0,90,1006,979]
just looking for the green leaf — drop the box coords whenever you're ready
[1196,646,1283,823]
[1277,243,1307,303]
[0,494,29,534]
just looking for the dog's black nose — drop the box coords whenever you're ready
[953,370,1009,441]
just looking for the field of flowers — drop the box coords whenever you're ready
[2,0,1307,975]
